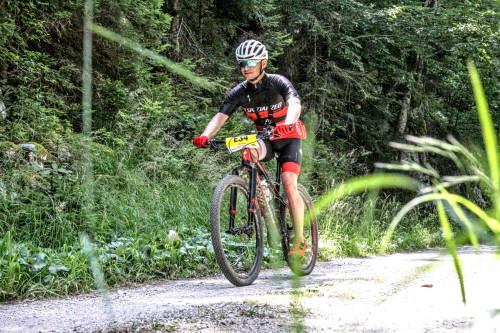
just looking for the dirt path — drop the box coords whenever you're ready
[1,246,498,333]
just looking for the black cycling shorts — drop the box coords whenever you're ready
[258,138,302,173]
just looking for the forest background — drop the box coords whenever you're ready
[0,0,498,300]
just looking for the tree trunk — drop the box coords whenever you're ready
[0,90,6,120]
[423,0,438,8]
[397,91,411,134]
[170,0,182,61]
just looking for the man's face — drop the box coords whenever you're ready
[240,59,267,81]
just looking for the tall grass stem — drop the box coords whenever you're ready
[92,25,225,93]
[467,61,500,215]
[436,201,466,303]
[82,0,95,226]
[314,173,418,214]
[80,233,116,326]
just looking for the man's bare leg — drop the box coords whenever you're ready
[282,171,304,245]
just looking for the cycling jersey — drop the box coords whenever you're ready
[218,73,301,131]
[218,72,305,174]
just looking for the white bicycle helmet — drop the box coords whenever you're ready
[235,39,268,62]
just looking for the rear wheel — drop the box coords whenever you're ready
[210,175,264,286]
[280,183,318,276]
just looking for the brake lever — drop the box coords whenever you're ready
[259,125,276,140]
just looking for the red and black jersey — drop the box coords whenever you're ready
[218,73,300,130]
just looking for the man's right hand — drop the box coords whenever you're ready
[193,135,210,147]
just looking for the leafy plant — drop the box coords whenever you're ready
[315,61,499,303]
[1,0,498,304]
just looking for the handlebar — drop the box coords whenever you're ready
[205,125,276,150]
[206,139,225,149]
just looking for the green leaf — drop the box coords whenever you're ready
[48,264,70,275]
[32,262,47,271]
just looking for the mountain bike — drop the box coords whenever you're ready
[205,126,318,287]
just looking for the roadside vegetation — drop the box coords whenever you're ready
[0,0,498,301]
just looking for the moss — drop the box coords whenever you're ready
[0,141,20,151]
[90,142,114,156]
[20,173,45,186]
[32,143,49,157]
[0,141,21,160]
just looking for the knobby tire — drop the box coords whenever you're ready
[280,183,318,276]
[210,175,264,286]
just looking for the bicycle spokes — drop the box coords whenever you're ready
[210,176,264,286]
[279,184,318,276]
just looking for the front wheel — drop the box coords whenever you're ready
[210,175,264,286]
[280,183,318,276]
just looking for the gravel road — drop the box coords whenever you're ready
[1,245,499,333]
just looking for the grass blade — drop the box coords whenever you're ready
[436,200,466,303]
[381,192,500,251]
[92,25,225,93]
[314,173,418,214]
[439,187,479,249]
[467,61,500,213]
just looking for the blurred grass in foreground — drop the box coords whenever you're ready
[314,61,499,304]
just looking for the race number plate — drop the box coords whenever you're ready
[225,134,259,152]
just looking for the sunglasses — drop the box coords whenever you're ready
[239,60,260,68]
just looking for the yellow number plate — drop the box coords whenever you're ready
[225,135,259,152]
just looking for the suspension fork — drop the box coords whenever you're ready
[227,150,257,233]
[228,167,240,232]
[246,163,258,227]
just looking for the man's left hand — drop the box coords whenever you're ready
[275,123,293,136]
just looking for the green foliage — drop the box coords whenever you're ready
[0,229,218,301]
[307,139,372,192]
[269,0,499,167]
[0,0,498,301]
[318,195,443,258]
[0,0,176,140]
[377,63,499,303]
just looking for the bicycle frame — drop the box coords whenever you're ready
[227,146,284,237]
[207,132,318,284]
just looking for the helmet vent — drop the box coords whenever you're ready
[236,39,268,62]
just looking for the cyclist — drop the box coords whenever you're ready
[193,39,307,256]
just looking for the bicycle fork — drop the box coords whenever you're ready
[227,162,257,237]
